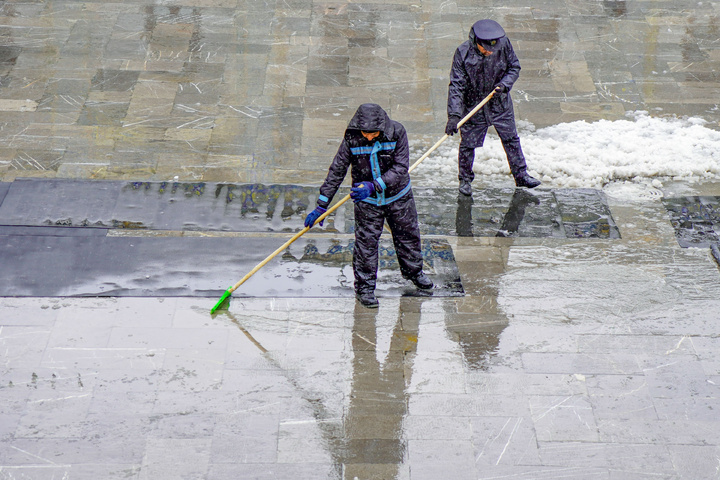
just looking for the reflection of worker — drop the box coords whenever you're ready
[455,194,474,237]
[496,189,540,237]
[304,103,433,308]
[343,299,415,471]
[446,19,541,196]
[455,189,539,237]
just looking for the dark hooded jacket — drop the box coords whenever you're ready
[447,26,521,123]
[316,103,411,209]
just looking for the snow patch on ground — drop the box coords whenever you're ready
[411,112,720,190]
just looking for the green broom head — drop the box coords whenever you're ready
[211,288,233,314]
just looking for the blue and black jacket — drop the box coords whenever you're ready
[316,103,411,209]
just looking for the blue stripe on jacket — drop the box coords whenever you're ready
[350,141,409,206]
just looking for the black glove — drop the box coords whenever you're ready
[494,85,506,94]
[445,116,460,136]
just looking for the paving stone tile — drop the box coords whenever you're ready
[530,394,599,442]
[472,416,541,466]
[207,463,338,479]
[667,445,720,480]
[407,439,478,480]
[597,417,720,445]
[5,436,146,465]
[409,393,531,417]
[0,0,719,477]
[639,356,718,399]
[522,353,643,375]
[475,466,610,480]
[0,326,52,369]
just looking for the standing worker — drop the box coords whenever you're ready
[304,103,433,308]
[446,19,541,196]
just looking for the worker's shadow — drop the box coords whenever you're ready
[455,188,540,237]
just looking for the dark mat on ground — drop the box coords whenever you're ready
[0,226,109,237]
[0,179,620,239]
[663,196,720,247]
[0,233,462,298]
[711,243,720,267]
[420,187,620,239]
[0,182,9,207]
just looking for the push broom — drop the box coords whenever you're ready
[211,90,496,313]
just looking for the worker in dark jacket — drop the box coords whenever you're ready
[304,103,433,308]
[446,19,541,196]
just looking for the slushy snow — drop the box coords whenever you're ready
[412,111,720,189]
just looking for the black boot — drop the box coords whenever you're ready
[459,180,472,196]
[410,272,433,290]
[356,291,379,308]
[515,174,541,188]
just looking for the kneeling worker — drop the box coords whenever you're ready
[304,103,433,308]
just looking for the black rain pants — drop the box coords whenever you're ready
[353,191,423,294]
[458,104,529,183]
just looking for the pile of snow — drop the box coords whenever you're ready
[411,111,720,189]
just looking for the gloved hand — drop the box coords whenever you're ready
[350,181,375,203]
[494,84,506,94]
[445,116,460,136]
[304,206,327,228]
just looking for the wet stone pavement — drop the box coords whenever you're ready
[2,0,720,479]
[3,184,720,479]
[0,0,720,184]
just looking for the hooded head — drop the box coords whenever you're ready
[345,103,394,140]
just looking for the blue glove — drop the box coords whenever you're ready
[304,206,326,228]
[350,181,375,202]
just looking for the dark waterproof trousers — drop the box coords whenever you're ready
[458,106,528,183]
[353,192,424,294]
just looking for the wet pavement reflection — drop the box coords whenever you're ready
[216,292,511,478]
[0,234,463,298]
[0,179,620,239]
[0,179,623,299]
[663,195,720,247]
[1,199,720,480]
[2,0,720,477]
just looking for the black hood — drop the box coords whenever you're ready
[345,103,395,139]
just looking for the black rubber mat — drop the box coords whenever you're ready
[0,182,10,208]
[0,179,620,238]
[0,235,462,298]
[663,196,720,248]
[0,226,109,237]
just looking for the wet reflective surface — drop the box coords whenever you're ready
[0,235,463,298]
[663,195,720,247]
[2,0,720,478]
[0,179,620,238]
[3,202,720,478]
[0,179,321,232]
